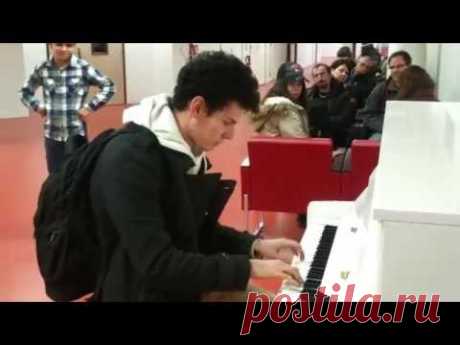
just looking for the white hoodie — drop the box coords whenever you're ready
[122,94,207,175]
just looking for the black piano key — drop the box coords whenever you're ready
[307,267,325,277]
[302,225,338,294]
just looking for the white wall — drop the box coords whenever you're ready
[23,43,47,79]
[317,43,346,62]
[221,43,243,61]
[196,43,221,52]
[238,43,287,84]
[126,43,254,104]
[296,43,317,68]
[245,44,264,84]
[0,44,27,118]
[172,43,189,87]
[242,43,251,65]
[267,43,288,81]
[125,43,176,104]
[425,43,441,84]
[438,44,460,102]
[22,43,47,106]
[125,43,290,102]
[388,43,426,67]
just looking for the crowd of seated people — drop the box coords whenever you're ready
[250,45,440,147]
[248,46,438,227]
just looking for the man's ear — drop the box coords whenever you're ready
[189,96,208,119]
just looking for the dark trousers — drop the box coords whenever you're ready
[44,138,66,174]
[44,122,88,174]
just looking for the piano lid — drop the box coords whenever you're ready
[373,101,460,226]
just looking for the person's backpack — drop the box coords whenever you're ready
[33,123,149,301]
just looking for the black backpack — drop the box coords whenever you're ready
[33,123,147,301]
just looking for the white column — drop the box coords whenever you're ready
[249,43,267,84]
[437,44,460,101]
[125,43,177,104]
[296,43,317,68]
[22,43,47,79]
[425,43,442,83]
[22,43,47,107]
[269,43,288,80]
[0,44,27,118]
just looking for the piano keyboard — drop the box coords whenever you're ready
[279,201,364,301]
[280,224,338,300]
[302,225,337,295]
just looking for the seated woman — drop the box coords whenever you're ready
[397,65,437,101]
[276,62,304,81]
[250,64,310,229]
[330,58,355,85]
[251,64,310,138]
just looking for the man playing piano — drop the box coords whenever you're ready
[89,51,304,302]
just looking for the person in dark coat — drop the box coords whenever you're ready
[357,50,412,140]
[307,63,357,148]
[89,51,304,302]
[345,55,377,110]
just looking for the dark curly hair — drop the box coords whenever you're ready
[330,58,356,73]
[172,51,260,114]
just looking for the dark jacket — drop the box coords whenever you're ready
[89,123,255,302]
[345,72,377,110]
[357,77,399,134]
[307,82,357,147]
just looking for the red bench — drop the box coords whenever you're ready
[242,137,341,215]
[241,137,380,222]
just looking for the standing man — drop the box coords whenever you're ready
[20,43,115,173]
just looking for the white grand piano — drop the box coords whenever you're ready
[280,101,460,302]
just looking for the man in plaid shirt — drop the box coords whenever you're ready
[20,43,115,173]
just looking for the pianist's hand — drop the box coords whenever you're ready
[250,259,303,287]
[253,239,304,264]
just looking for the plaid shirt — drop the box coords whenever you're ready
[20,55,115,142]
